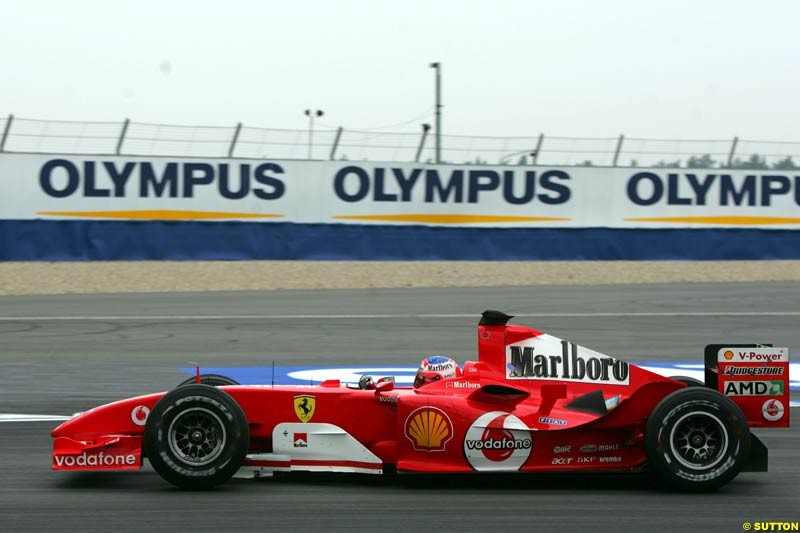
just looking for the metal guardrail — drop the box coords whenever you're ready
[1,114,799,168]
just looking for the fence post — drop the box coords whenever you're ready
[228,122,242,158]
[0,114,13,152]
[531,133,544,165]
[116,118,130,155]
[727,136,739,167]
[611,134,625,166]
[415,123,431,163]
[329,126,343,160]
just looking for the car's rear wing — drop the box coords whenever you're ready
[704,344,790,428]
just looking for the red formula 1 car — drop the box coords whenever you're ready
[52,311,791,491]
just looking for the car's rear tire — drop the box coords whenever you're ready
[645,387,750,492]
[176,374,240,388]
[669,375,705,387]
[144,384,249,489]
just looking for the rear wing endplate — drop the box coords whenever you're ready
[705,344,790,428]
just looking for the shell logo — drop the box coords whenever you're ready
[404,407,454,452]
[723,350,734,360]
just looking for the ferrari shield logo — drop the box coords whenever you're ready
[294,395,316,423]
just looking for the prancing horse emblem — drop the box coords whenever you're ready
[294,395,316,423]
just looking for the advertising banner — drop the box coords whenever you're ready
[2,154,800,229]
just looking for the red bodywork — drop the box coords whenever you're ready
[52,316,785,475]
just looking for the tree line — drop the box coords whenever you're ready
[649,154,798,170]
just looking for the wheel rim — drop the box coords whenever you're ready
[167,407,227,466]
[669,410,728,470]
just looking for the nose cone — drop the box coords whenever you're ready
[50,392,164,440]
[51,414,82,438]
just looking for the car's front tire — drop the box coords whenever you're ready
[645,387,750,492]
[144,384,249,489]
[175,373,240,388]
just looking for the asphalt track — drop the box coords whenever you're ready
[1,282,798,532]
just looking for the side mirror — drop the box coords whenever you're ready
[374,380,395,394]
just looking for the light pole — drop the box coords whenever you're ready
[304,109,324,159]
[429,62,441,164]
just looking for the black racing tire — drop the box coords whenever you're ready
[670,375,705,387]
[176,374,240,388]
[645,387,750,492]
[144,384,249,490]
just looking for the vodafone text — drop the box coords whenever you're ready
[54,452,137,467]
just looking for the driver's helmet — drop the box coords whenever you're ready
[413,355,461,388]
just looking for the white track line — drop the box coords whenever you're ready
[0,414,70,422]
[1,312,800,321]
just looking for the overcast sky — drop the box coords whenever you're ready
[2,1,798,140]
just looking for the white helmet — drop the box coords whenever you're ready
[414,356,461,388]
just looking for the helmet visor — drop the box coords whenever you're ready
[413,371,442,388]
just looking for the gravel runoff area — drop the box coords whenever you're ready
[2,261,800,295]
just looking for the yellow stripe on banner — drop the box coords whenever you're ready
[624,216,800,226]
[333,214,571,224]
[36,210,284,221]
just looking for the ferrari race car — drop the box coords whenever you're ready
[52,311,791,491]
